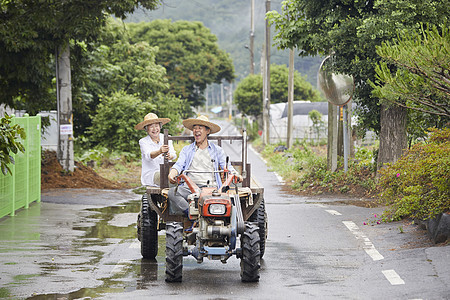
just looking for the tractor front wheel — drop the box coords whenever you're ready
[165,222,183,282]
[139,194,158,259]
[240,222,260,282]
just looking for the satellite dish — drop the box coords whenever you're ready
[318,56,355,106]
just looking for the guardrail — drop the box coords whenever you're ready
[0,114,41,219]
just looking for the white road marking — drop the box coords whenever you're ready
[342,221,384,261]
[129,241,140,249]
[248,144,284,184]
[249,144,267,164]
[382,269,405,285]
[111,259,133,275]
[274,172,285,184]
[315,204,328,208]
[325,209,342,216]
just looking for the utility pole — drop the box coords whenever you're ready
[287,48,294,148]
[249,0,255,75]
[262,0,271,145]
[56,44,74,172]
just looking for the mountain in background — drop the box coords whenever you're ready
[126,0,324,88]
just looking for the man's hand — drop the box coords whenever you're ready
[235,174,243,183]
[168,168,179,184]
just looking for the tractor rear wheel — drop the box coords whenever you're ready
[139,194,158,259]
[249,197,268,258]
[240,222,260,282]
[165,222,183,282]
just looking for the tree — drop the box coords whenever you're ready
[267,0,449,170]
[0,0,160,115]
[74,20,173,136]
[0,114,25,175]
[234,64,322,118]
[124,20,235,112]
[371,24,449,120]
[88,91,183,153]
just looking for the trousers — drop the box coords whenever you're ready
[168,184,207,215]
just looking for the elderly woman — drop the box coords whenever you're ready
[135,113,177,187]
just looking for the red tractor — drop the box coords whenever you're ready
[137,130,267,282]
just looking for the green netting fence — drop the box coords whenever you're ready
[0,114,41,219]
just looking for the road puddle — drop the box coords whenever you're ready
[22,198,168,299]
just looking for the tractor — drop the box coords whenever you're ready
[137,129,267,282]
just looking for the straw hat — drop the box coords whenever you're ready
[182,115,221,134]
[135,113,170,130]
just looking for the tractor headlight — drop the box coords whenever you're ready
[208,204,226,215]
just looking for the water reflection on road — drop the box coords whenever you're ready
[9,197,170,299]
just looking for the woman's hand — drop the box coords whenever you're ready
[160,144,169,155]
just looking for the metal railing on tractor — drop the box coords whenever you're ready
[159,129,250,189]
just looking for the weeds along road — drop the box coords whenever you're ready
[0,120,448,299]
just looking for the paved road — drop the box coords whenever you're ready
[0,120,448,299]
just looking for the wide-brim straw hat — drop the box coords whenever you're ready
[182,115,221,134]
[135,113,170,130]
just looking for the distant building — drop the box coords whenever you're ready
[269,101,375,146]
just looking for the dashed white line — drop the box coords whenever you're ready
[342,221,384,261]
[382,269,405,285]
[325,209,342,216]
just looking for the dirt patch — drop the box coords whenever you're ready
[41,150,126,190]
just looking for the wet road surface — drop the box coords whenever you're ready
[0,121,448,299]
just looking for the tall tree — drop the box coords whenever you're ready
[124,20,235,113]
[0,0,160,114]
[267,0,449,170]
[371,24,449,119]
[234,64,322,118]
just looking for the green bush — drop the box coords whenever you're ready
[378,128,450,221]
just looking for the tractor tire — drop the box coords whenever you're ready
[240,222,260,282]
[140,194,158,259]
[249,197,268,258]
[165,222,184,282]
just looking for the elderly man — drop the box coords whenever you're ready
[168,115,242,216]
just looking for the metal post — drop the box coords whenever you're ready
[249,0,255,75]
[263,0,271,145]
[343,104,349,173]
[287,48,294,148]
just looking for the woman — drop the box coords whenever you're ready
[135,113,177,187]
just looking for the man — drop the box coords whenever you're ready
[168,115,242,216]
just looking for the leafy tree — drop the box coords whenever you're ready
[308,110,325,142]
[0,0,160,115]
[371,24,449,129]
[124,20,235,111]
[87,91,183,153]
[74,20,172,136]
[0,114,25,175]
[234,64,322,117]
[267,0,449,169]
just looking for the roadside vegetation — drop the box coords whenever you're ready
[254,138,378,200]
[255,128,449,222]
